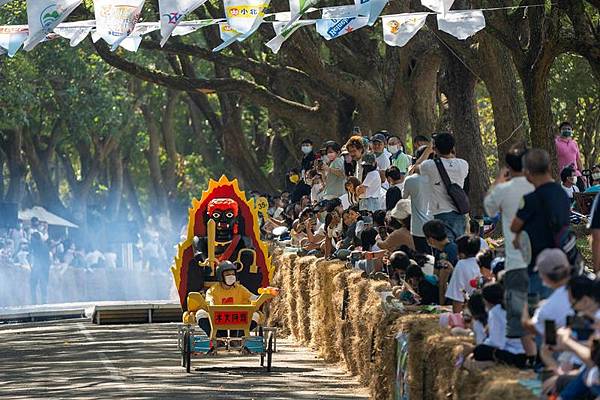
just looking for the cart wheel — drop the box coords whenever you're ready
[182,331,188,368]
[266,333,273,372]
[259,327,265,367]
[184,331,192,373]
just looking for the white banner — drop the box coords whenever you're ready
[355,0,388,26]
[24,0,82,51]
[321,5,358,20]
[171,19,222,37]
[223,0,269,34]
[158,0,208,46]
[281,0,318,31]
[316,16,368,40]
[54,20,96,47]
[120,21,159,51]
[421,0,454,15]
[437,10,485,40]
[266,19,314,54]
[0,25,28,57]
[382,13,428,47]
[94,0,144,47]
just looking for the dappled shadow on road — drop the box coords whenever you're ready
[0,320,367,399]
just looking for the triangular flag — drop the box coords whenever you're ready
[321,5,359,20]
[421,0,454,15]
[171,19,222,37]
[437,10,485,40]
[119,22,159,51]
[315,17,369,40]
[382,13,428,47]
[354,0,388,26]
[0,25,28,57]
[94,0,144,48]
[265,19,314,54]
[53,20,96,46]
[280,0,318,31]
[158,0,209,46]
[223,0,270,35]
[24,0,82,51]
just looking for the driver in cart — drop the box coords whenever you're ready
[196,261,262,338]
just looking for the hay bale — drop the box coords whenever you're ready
[266,253,290,335]
[294,256,315,344]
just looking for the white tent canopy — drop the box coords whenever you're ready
[19,206,79,228]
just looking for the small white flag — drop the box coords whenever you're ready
[421,0,454,15]
[94,0,144,47]
[382,13,428,47]
[24,0,82,51]
[223,0,269,35]
[266,19,314,54]
[158,0,209,46]
[171,19,222,37]
[321,5,358,20]
[280,0,318,31]
[0,25,28,57]
[355,0,388,26]
[54,20,96,46]
[316,17,368,40]
[437,10,485,40]
[119,22,159,51]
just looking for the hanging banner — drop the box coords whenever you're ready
[321,5,358,19]
[280,0,318,31]
[266,19,314,54]
[0,25,28,57]
[421,0,454,15]
[23,0,82,51]
[382,12,428,47]
[171,19,222,37]
[158,0,208,46]
[94,0,144,47]
[315,16,368,40]
[120,22,159,51]
[355,0,388,26]
[437,10,485,40]
[53,20,96,47]
[223,0,269,34]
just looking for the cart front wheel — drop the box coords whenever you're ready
[266,333,273,372]
[184,331,191,373]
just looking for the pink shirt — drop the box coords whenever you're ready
[555,137,581,176]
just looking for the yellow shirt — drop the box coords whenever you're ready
[206,283,253,305]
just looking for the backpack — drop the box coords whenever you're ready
[434,158,470,215]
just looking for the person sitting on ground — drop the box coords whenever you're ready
[423,220,459,305]
[466,291,488,345]
[469,283,527,369]
[476,249,496,285]
[385,166,405,211]
[561,166,580,203]
[341,176,361,210]
[445,235,482,313]
[376,199,415,252]
[387,250,411,285]
[197,261,260,338]
[405,263,439,305]
[337,205,361,251]
[324,210,343,259]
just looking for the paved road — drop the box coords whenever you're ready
[0,320,368,399]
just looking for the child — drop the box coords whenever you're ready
[445,235,482,313]
[466,291,488,345]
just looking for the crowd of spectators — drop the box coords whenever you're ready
[258,124,600,399]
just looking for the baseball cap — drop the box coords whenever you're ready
[370,133,386,143]
[534,248,570,275]
[361,153,377,165]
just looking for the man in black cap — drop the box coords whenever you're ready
[371,132,391,183]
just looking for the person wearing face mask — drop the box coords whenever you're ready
[321,141,346,200]
[388,135,412,174]
[196,261,260,338]
[584,165,600,194]
[370,133,391,183]
[308,171,324,204]
[555,122,585,191]
[560,166,580,202]
[300,138,317,178]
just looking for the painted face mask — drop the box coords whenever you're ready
[224,275,236,286]
[301,145,313,154]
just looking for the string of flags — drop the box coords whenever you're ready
[0,0,491,57]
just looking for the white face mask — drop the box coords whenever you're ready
[388,145,399,154]
[224,275,236,286]
[301,145,313,154]
[592,172,600,180]
[571,176,578,185]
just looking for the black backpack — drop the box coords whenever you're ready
[434,158,470,215]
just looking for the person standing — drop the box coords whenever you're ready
[356,153,382,212]
[510,149,571,300]
[589,194,600,273]
[415,133,469,241]
[403,145,432,254]
[560,166,580,203]
[388,135,412,174]
[370,133,391,182]
[483,146,535,358]
[555,122,585,191]
[321,141,346,200]
[300,139,317,178]
[30,231,50,304]
[384,166,405,211]
[346,136,365,182]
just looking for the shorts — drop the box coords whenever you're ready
[504,268,529,338]
[359,197,380,212]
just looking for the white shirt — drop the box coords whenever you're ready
[360,170,382,199]
[420,157,469,215]
[375,149,392,171]
[403,173,431,237]
[445,257,480,302]
[473,320,486,345]
[484,176,534,271]
[484,304,525,354]
[531,285,574,335]
[561,184,579,200]
[340,193,351,210]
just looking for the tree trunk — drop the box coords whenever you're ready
[123,162,145,227]
[107,149,124,221]
[162,89,180,202]
[3,129,27,204]
[141,105,170,215]
[479,35,527,161]
[409,53,442,141]
[441,50,490,217]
